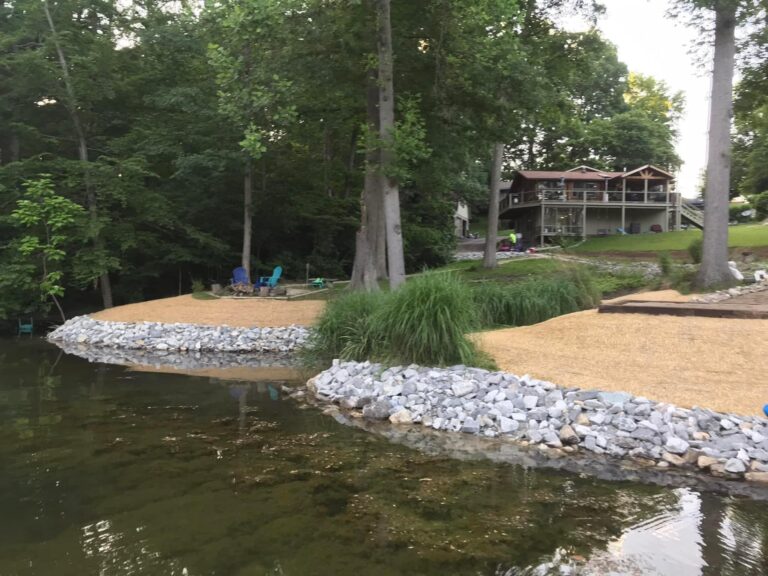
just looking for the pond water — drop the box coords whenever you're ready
[2,339,768,575]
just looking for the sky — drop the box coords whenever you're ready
[564,0,712,197]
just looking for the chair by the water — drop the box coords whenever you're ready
[18,318,33,336]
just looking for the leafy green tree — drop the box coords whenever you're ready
[671,0,766,287]
[7,177,84,321]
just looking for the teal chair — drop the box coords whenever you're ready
[18,318,33,336]
[259,266,283,289]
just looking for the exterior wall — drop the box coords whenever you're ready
[584,207,668,235]
[584,207,623,235]
[454,201,469,237]
[623,208,667,233]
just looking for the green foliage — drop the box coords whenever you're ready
[191,279,205,293]
[375,273,483,367]
[472,269,600,328]
[658,252,672,276]
[303,290,387,365]
[729,203,753,223]
[4,176,84,319]
[753,192,768,220]
[305,268,602,368]
[304,274,487,368]
[590,270,647,296]
[688,237,703,264]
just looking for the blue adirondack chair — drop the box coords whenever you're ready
[18,318,33,336]
[259,266,283,288]
[230,266,250,286]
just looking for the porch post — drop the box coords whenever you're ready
[540,203,544,248]
[621,178,626,233]
[644,178,648,203]
[582,206,587,240]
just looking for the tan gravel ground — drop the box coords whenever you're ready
[92,295,324,327]
[475,291,768,416]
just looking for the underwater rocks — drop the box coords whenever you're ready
[308,360,768,484]
[48,315,310,355]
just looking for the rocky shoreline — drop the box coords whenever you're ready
[54,340,298,370]
[308,361,768,485]
[48,315,310,354]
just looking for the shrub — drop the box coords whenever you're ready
[658,252,672,276]
[729,203,752,223]
[754,191,768,220]
[688,237,703,264]
[191,279,205,293]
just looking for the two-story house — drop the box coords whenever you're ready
[498,165,684,246]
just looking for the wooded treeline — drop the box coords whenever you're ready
[1,0,685,318]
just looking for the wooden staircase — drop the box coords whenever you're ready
[680,200,704,229]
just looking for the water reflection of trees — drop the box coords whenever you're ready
[4,344,768,575]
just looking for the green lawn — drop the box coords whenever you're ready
[438,257,563,281]
[572,224,768,253]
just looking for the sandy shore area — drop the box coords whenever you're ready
[92,294,324,327]
[475,291,768,416]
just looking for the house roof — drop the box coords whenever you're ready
[517,170,623,180]
[513,165,675,182]
[622,164,675,178]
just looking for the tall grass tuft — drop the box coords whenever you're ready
[472,268,600,328]
[303,267,601,369]
[300,290,386,366]
[374,272,483,367]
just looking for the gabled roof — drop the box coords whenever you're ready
[566,165,603,173]
[517,170,622,181]
[512,165,675,182]
[621,164,675,179]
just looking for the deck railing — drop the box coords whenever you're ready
[500,188,672,210]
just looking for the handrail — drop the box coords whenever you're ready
[680,200,704,229]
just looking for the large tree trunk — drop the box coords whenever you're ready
[43,0,113,308]
[696,2,737,289]
[350,69,384,291]
[242,159,253,279]
[376,0,406,290]
[483,143,505,269]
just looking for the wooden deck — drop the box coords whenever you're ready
[599,289,768,319]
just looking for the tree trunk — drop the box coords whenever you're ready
[350,69,384,291]
[696,2,737,289]
[483,143,505,269]
[43,0,113,308]
[376,0,406,290]
[242,159,253,279]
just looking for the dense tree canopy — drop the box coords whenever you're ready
[0,0,684,320]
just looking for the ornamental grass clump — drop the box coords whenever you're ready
[374,272,483,367]
[472,268,600,328]
[301,290,386,365]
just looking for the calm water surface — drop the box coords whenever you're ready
[2,339,768,575]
